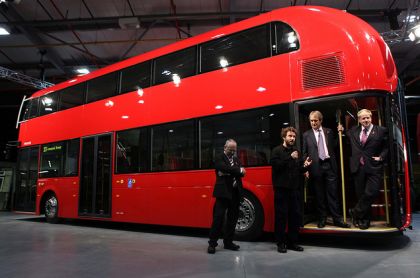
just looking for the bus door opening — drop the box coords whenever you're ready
[296,95,401,230]
[79,134,112,217]
[14,146,38,212]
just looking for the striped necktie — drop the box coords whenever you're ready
[229,157,237,188]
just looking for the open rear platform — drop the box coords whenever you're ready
[303,219,400,233]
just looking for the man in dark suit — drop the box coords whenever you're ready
[207,139,246,254]
[271,127,311,253]
[303,111,349,228]
[343,109,388,230]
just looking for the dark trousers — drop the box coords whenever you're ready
[274,187,300,245]
[313,160,340,220]
[353,165,382,221]
[208,191,240,246]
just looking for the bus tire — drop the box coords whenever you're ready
[45,194,59,224]
[235,190,264,241]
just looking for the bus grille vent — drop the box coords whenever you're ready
[301,54,345,91]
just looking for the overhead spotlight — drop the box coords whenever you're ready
[0,26,10,35]
[408,24,420,42]
[0,0,22,4]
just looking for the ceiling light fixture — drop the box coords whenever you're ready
[408,24,420,41]
[0,27,10,35]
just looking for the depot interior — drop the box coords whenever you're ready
[0,0,419,218]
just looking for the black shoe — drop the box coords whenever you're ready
[359,219,370,230]
[224,242,240,251]
[207,245,216,254]
[333,219,351,228]
[349,209,359,227]
[317,218,326,228]
[277,243,287,253]
[288,243,304,252]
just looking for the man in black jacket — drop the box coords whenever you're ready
[342,109,388,230]
[302,111,350,228]
[208,139,246,254]
[271,127,311,253]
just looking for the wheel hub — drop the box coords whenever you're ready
[236,197,256,232]
[45,196,57,218]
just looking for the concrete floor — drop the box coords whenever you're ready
[0,212,419,278]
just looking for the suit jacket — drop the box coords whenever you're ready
[302,127,338,178]
[212,153,244,199]
[270,145,306,190]
[346,125,388,174]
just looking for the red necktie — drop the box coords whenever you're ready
[360,128,368,165]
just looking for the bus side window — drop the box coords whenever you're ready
[200,23,270,73]
[120,61,152,94]
[40,142,65,178]
[151,120,196,171]
[87,72,119,103]
[59,83,86,111]
[116,128,150,174]
[200,104,288,168]
[153,47,196,86]
[24,98,39,120]
[64,139,80,176]
[272,22,299,55]
[39,92,59,116]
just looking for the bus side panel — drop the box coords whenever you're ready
[37,177,79,218]
[111,168,274,232]
[111,171,214,228]
[19,105,87,147]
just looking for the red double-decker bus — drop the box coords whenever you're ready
[15,6,411,239]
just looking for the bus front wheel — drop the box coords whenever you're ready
[235,191,264,241]
[45,194,59,224]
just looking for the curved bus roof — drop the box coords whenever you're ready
[31,5,397,99]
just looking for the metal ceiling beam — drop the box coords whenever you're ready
[119,20,157,60]
[0,9,405,32]
[48,0,99,68]
[0,3,71,76]
[0,66,54,89]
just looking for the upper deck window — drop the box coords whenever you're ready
[153,47,196,86]
[200,24,270,73]
[39,92,59,116]
[87,72,119,103]
[59,83,86,111]
[22,97,39,120]
[272,22,299,55]
[120,61,151,94]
